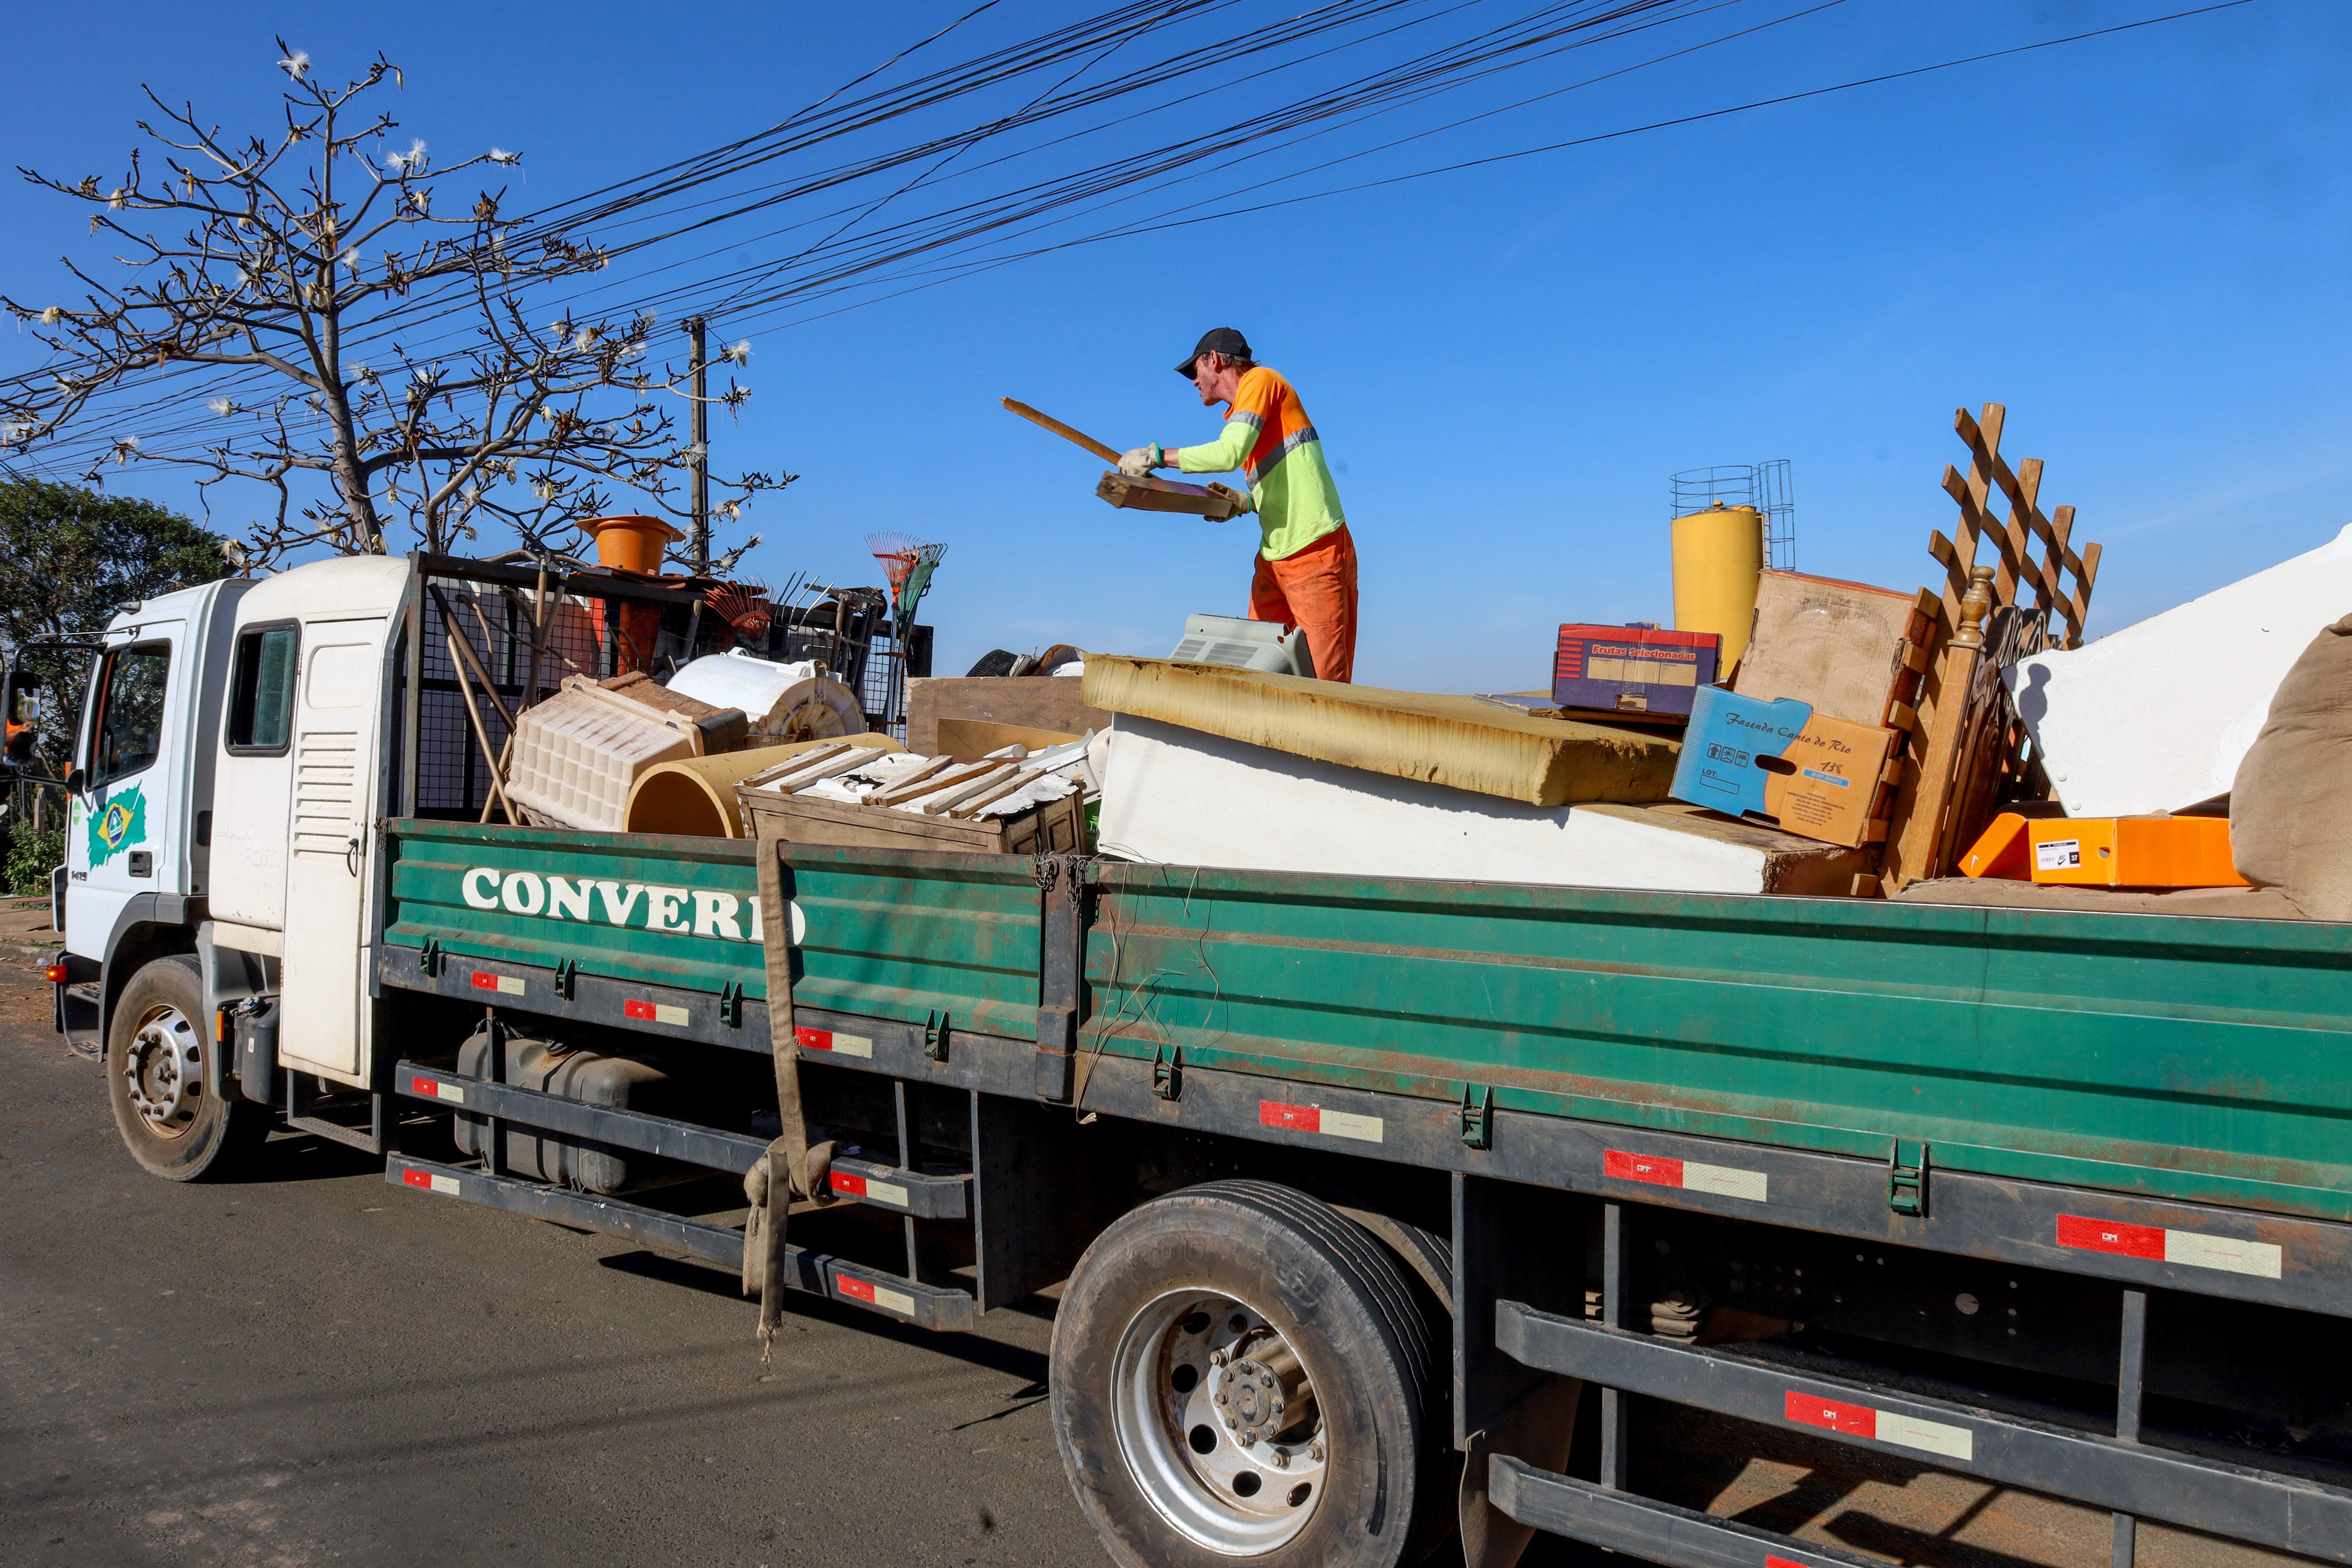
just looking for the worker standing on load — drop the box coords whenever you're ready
[1119,328,1358,684]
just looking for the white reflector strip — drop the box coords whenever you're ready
[411,1075,465,1104]
[653,1003,689,1027]
[2164,1230,2283,1279]
[401,1168,461,1196]
[1876,1411,1974,1460]
[1681,1159,1769,1203]
[863,1178,909,1208]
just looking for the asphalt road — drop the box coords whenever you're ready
[0,966,1096,1568]
[2,958,2298,1568]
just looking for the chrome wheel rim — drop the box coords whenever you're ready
[1110,1289,1329,1555]
[122,1002,203,1138]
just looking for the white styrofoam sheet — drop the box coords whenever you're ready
[1098,715,1811,893]
[2006,523,2352,816]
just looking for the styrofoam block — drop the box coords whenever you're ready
[2006,524,2352,816]
[1097,715,1862,894]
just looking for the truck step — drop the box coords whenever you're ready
[384,1154,975,1331]
[284,1077,386,1155]
[1495,1300,2352,1564]
[827,1155,970,1220]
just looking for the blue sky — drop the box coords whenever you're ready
[2,2,2344,690]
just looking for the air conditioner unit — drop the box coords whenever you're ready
[1168,614,1315,678]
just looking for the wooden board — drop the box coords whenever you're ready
[936,718,1083,758]
[1094,471,1246,519]
[906,677,1113,755]
[736,782,1086,856]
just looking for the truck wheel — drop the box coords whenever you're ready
[1051,1180,1450,1568]
[107,955,268,1182]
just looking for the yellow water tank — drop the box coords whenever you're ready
[1671,503,1765,669]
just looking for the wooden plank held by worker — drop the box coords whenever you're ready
[1095,471,1251,521]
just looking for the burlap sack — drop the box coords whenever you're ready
[2230,612,2352,919]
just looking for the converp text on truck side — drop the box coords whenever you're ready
[15,553,2352,1568]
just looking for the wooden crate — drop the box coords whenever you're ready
[735,780,1086,856]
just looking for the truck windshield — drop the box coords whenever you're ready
[92,645,170,786]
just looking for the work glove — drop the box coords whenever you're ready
[1206,482,1253,521]
[1117,444,1158,478]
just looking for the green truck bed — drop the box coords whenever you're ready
[381,819,2352,1225]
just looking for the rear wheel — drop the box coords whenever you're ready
[1052,1180,1450,1568]
[106,955,268,1182]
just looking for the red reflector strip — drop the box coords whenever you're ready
[834,1271,916,1317]
[1603,1147,1767,1202]
[1785,1392,1874,1437]
[1767,1556,1810,1568]
[831,1171,868,1198]
[409,1074,465,1105]
[1782,1391,1972,1459]
[2056,1214,2281,1279]
[2055,1214,2162,1260]
[469,971,524,996]
[400,1167,461,1196]
[795,1025,873,1058]
[1257,1099,1382,1143]
[623,998,690,1026]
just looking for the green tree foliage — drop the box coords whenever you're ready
[0,478,228,775]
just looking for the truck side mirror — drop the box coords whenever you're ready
[63,766,85,795]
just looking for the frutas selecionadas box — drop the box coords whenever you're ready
[1554,623,1720,716]
[1669,686,1896,848]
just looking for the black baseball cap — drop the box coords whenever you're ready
[1175,327,1252,377]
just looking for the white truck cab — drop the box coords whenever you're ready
[35,554,414,1179]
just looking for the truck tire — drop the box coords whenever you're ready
[107,955,268,1182]
[1051,1179,1452,1568]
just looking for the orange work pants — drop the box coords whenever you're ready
[1247,524,1358,684]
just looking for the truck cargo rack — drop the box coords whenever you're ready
[389,1059,983,1329]
[383,1154,974,1331]
[1491,1299,2352,1565]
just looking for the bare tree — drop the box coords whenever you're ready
[0,43,789,568]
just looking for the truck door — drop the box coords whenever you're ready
[276,619,389,1079]
[66,628,186,967]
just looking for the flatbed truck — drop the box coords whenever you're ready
[19,552,2352,1568]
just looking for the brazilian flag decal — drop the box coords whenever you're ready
[88,786,147,866]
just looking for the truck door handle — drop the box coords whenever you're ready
[345,836,361,877]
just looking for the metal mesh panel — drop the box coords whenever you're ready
[400,564,918,818]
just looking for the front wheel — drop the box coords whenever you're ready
[107,955,269,1181]
[1051,1180,1451,1568]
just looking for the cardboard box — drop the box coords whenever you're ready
[1956,805,2070,879]
[2025,816,2247,888]
[1734,572,1934,728]
[1670,686,1897,848]
[1554,624,1720,717]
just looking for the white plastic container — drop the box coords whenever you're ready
[666,649,861,741]
[505,678,705,832]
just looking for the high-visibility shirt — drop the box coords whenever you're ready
[1177,366,1345,561]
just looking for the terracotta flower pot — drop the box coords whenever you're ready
[578,514,685,574]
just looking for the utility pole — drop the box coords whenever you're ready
[687,315,710,576]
